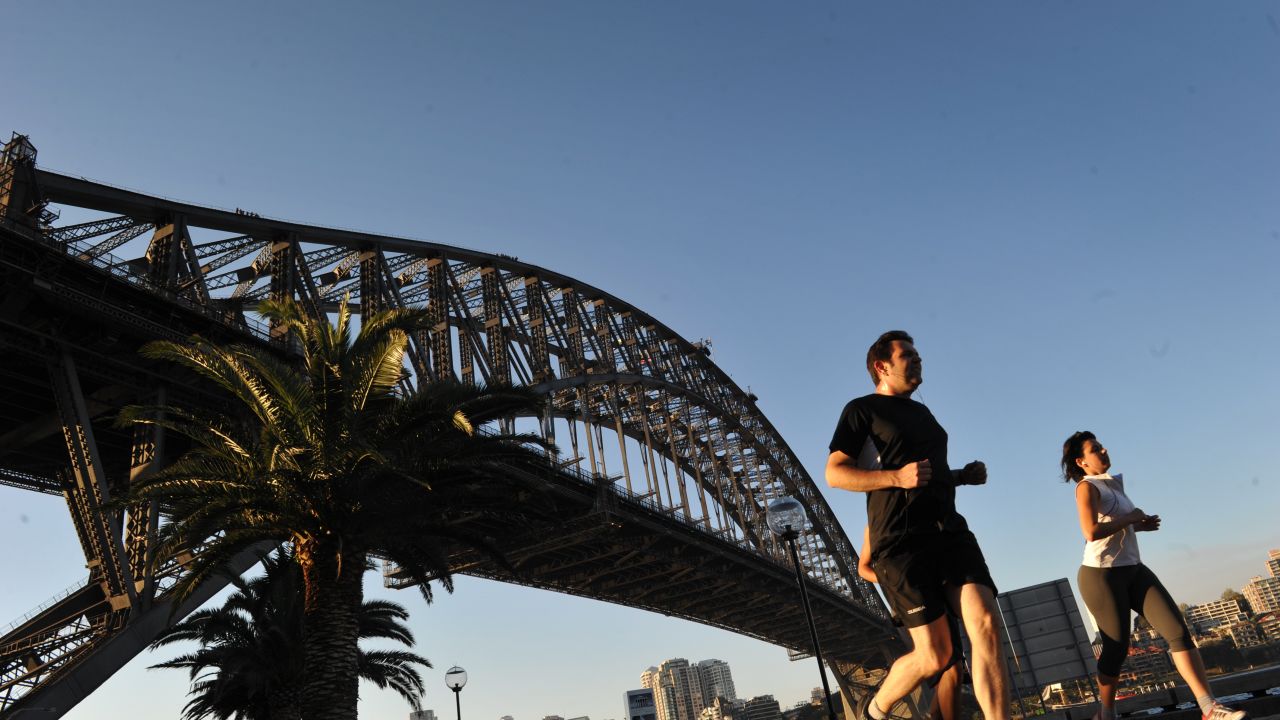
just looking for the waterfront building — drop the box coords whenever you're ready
[698,696,740,720]
[1219,620,1264,648]
[1131,623,1171,653]
[743,695,781,720]
[1185,598,1251,633]
[625,689,658,720]
[1244,575,1280,615]
[1119,645,1173,686]
[642,668,660,690]
[695,659,737,704]
[645,659,706,720]
[1255,611,1280,642]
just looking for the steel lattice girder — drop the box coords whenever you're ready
[31,167,877,611]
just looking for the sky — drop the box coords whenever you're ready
[3,1,1280,718]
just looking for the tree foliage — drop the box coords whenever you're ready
[151,549,429,720]
[124,297,565,719]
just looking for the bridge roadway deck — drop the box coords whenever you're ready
[387,464,897,668]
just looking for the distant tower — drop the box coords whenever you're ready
[646,659,706,720]
[1243,575,1280,614]
[695,659,737,704]
[1267,549,1280,578]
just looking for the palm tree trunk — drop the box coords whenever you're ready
[300,540,366,720]
[269,685,303,720]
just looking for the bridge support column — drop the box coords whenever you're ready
[0,133,48,231]
[48,350,134,614]
[125,388,165,612]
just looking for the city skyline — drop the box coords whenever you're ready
[3,2,1280,719]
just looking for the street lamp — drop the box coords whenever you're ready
[766,496,839,720]
[444,666,468,720]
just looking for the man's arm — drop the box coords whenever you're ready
[857,525,877,583]
[825,450,931,492]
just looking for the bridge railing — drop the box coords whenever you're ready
[0,577,93,640]
[1,214,275,342]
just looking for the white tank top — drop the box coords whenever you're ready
[1080,473,1141,568]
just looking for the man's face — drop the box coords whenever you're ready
[878,340,923,393]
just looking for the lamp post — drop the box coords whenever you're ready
[444,666,468,720]
[766,496,839,720]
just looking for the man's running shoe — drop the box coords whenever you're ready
[1202,703,1248,720]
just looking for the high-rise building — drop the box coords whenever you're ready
[1186,598,1251,633]
[1266,549,1280,579]
[1256,611,1280,642]
[642,668,660,690]
[645,659,706,720]
[1243,575,1280,615]
[742,695,781,720]
[695,659,737,704]
[810,688,825,706]
[626,689,658,720]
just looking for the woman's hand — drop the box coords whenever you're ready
[1122,508,1147,525]
[1134,513,1161,532]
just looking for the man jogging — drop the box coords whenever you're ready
[826,330,1010,720]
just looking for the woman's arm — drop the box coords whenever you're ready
[1075,481,1145,542]
[857,525,877,583]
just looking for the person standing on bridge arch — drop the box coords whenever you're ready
[826,330,1011,720]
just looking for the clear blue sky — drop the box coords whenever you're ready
[3,1,1280,718]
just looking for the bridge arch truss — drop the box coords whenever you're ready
[0,133,898,716]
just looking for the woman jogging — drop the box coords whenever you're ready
[1062,431,1248,720]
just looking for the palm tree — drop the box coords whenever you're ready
[122,297,563,720]
[151,549,429,720]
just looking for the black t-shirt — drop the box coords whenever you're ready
[828,393,970,558]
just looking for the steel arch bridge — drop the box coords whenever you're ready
[0,134,905,718]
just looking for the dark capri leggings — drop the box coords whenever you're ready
[1078,563,1194,677]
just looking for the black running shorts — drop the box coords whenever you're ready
[875,532,997,629]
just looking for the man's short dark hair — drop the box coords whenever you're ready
[866,330,913,385]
